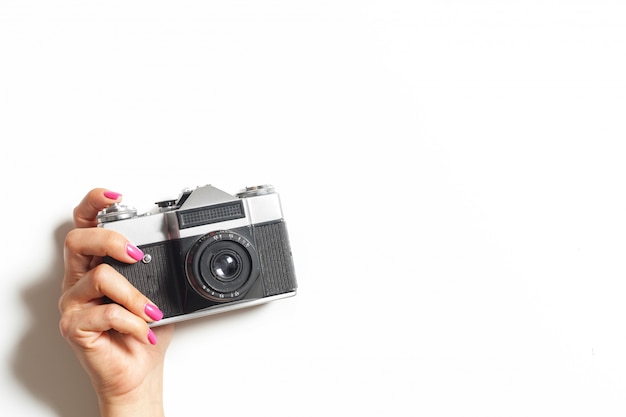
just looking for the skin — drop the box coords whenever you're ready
[58,188,174,417]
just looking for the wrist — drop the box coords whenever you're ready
[96,365,165,417]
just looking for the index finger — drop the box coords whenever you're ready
[73,188,122,228]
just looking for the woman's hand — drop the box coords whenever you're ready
[59,188,174,417]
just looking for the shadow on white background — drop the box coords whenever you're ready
[12,222,99,417]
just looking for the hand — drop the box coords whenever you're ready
[59,188,174,417]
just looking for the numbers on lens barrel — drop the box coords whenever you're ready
[212,231,251,248]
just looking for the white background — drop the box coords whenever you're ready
[1,1,626,416]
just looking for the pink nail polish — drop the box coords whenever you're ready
[126,243,144,261]
[145,303,164,321]
[104,190,122,200]
[148,329,158,345]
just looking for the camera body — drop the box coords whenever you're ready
[97,184,297,326]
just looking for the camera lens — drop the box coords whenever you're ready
[211,251,241,282]
[186,230,260,302]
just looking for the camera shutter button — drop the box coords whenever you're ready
[97,203,137,223]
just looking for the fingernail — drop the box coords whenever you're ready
[145,303,164,321]
[126,243,144,261]
[104,190,122,200]
[148,329,158,345]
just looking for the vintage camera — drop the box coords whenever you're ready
[97,184,297,326]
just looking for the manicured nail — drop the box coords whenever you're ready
[145,303,164,321]
[104,190,122,200]
[126,243,144,261]
[148,329,158,345]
